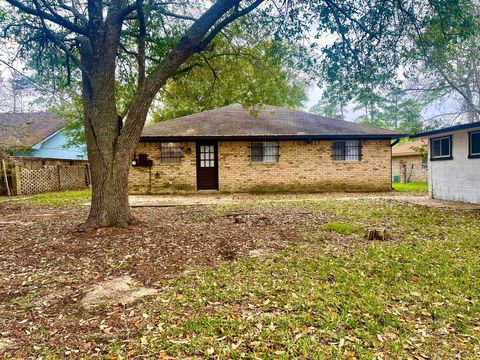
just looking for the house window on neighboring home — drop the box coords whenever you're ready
[332,140,361,161]
[249,142,279,163]
[469,131,480,158]
[430,136,452,160]
[160,142,182,163]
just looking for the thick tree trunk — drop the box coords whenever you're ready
[80,31,139,228]
[75,0,252,228]
[86,150,135,227]
[81,84,140,227]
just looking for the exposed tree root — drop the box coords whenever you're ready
[75,214,141,232]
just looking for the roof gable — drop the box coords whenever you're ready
[392,139,427,157]
[0,112,66,148]
[142,104,403,140]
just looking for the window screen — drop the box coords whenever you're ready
[249,142,279,163]
[470,131,480,156]
[332,140,361,161]
[430,136,451,159]
[160,142,182,163]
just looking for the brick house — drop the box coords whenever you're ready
[129,104,404,194]
[392,139,428,183]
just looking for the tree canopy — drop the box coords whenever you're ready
[153,36,308,121]
[317,0,480,125]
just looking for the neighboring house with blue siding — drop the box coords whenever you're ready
[28,128,87,160]
[0,112,87,160]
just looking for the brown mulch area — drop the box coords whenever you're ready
[0,202,337,356]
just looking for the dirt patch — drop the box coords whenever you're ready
[82,276,158,308]
[248,248,277,258]
[0,201,334,356]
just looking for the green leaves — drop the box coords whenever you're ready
[152,37,308,122]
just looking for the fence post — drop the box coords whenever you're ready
[86,163,92,187]
[12,165,22,195]
[1,159,11,196]
[57,165,61,191]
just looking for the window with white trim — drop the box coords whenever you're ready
[469,131,480,158]
[249,142,279,163]
[332,140,361,161]
[430,136,451,160]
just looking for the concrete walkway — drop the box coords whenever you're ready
[388,195,480,210]
[128,192,388,207]
[127,192,480,210]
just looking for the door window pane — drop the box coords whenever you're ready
[199,144,215,167]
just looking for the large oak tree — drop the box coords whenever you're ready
[1,0,435,227]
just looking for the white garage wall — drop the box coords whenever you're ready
[428,128,480,204]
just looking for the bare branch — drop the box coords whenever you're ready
[4,0,88,36]
[324,0,379,39]
[136,0,147,89]
[199,0,264,49]
[120,0,263,147]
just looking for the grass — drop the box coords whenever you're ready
[320,221,361,235]
[81,200,480,358]
[0,189,91,206]
[393,182,428,192]
[3,194,480,358]
[107,199,479,359]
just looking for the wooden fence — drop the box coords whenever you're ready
[1,159,89,195]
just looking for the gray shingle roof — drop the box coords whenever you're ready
[0,112,66,148]
[142,104,403,140]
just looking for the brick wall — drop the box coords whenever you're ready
[128,139,392,194]
[392,155,428,183]
[129,142,197,194]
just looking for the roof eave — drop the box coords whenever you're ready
[140,134,406,142]
[411,121,480,138]
[392,152,423,157]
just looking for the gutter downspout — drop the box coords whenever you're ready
[390,138,401,190]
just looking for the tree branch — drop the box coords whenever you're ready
[120,0,264,148]
[31,0,86,74]
[324,0,379,40]
[4,0,88,36]
[136,0,147,89]
[199,0,264,49]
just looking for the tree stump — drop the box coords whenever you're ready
[366,228,387,241]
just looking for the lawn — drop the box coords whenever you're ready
[0,192,479,358]
[393,182,428,192]
[0,189,91,206]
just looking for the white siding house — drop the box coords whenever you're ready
[412,122,480,204]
